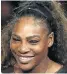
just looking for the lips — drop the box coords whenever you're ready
[19,56,34,63]
[12,52,35,64]
[16,55,34,64]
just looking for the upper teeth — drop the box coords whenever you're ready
[20,57,30,59]
[18,57,34,62]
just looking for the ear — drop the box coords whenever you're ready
[48,32,54,47]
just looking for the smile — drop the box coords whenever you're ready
[17,56,34,64]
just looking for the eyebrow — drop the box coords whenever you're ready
[11,34,21,39]
[27,35,40,40]
[12,33,40,40]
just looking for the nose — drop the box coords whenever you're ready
[18,43,30,54]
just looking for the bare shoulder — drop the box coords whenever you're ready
[51,61,63,72]
[46,59,63,73]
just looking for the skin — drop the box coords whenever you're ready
[10,16,62,73]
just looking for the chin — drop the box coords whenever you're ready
[18,63,35,72]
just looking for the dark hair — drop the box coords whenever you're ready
[1,1,67,69]
[11,1,56,33]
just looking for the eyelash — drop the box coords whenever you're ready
[11,37,39,45]
[12,38,20,42]
[29,40,39,45]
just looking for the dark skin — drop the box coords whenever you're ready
[10,16,63,73]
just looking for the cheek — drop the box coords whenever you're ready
[31,40,48,66]
[10,41,20,51]
[31,40,48,54]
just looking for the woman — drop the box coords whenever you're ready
[1,1,67,73]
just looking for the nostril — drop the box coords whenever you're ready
[17,47,30,54]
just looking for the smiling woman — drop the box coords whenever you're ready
[1,1,67,73]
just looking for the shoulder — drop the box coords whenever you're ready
[57,65,67,73]
[46,60,63,73]
[49,61,67,73]
[51,61,63,73]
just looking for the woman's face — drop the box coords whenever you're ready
[10,16,54,71]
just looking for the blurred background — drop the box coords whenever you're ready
[1,1,19,29]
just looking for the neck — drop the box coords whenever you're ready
[31,57,50,73]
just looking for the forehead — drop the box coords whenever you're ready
[14,16,48,29]
[13,16,48,37]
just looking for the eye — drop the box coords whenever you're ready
[12,37,21,42]
[29,40,39,45]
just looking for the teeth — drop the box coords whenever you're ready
[18,57,34,63]
[20,57,32,60]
